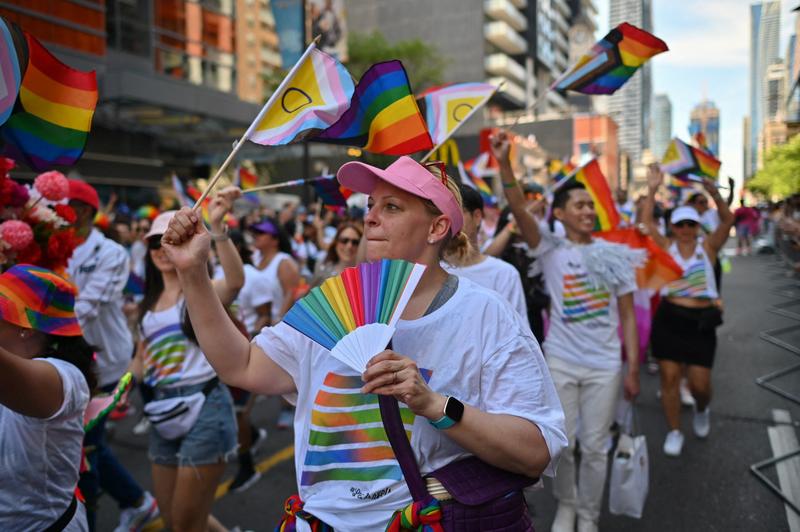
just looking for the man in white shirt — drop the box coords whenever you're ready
[67,180,159,531]
[491,132,640,532]
[443,185,528,322]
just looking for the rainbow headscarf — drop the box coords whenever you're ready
[0,264,82,336]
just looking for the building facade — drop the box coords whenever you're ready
[747,0,780,178]
[650,93,671,160]
[689,99,720,156]
[607,0,653,165]
[235,0,282,104]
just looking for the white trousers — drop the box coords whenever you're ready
[547,355,622,523]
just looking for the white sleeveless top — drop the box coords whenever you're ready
[141,301,216,388]
[258,251,293,324]
[661,241,718,300]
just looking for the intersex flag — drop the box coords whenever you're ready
[246,46,354,146]
[660,137,720,179]
[552,22,668,95]
[1,32,98,170]
[418,82,496,145]
[596,228,683,291]
[316,61,433,155]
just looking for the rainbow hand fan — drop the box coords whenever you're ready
[283,259,426,372]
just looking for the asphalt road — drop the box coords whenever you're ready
[98,252,800,531]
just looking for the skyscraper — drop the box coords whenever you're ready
[748,1,780,178]
[650,93,672,159]
[608,0,653,164]
[689,100,720,156]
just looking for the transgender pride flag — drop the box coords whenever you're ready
[246,45,355,146]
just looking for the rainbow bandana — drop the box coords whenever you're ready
[0,264,82,336]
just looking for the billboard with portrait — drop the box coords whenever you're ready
[306,0,348,61]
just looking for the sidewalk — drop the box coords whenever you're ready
[527,252,800,530]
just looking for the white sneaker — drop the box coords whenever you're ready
[551,503,576,532]
[114,491,159,532]
[251,427,269,453]
[577,517,599,532]
[679,379,696,407]
[693,406,710,438]
[132,417,150,436]
[663,430,684,457]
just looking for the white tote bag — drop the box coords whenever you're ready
[609,406,649,518]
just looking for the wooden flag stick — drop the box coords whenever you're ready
[419,82,505,163]
[192,37,321,210]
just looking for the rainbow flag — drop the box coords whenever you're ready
[568,159,620,231]
[463,152,497,206]
[185,183,211,223]
[660,137,720,179]
[0,17,24,127]
[1,32,98,171]
[552,22,668,95]
[418,82,496,145]
[311,175,351,208]
[235,166,258,190]
[549,158,576,183]
[317,61,433,155]
[247,47,354,145]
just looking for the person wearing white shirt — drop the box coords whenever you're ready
[67,180,159,532]
[492,131,640,532]
[443,184,527,322]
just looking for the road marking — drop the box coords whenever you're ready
[143,444,295,531]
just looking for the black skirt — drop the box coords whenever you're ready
[651,299,721,368]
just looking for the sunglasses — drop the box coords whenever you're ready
[338,237,360,246]
[674,220,699,228]
[148,237,163,250]
[423,160,449,187]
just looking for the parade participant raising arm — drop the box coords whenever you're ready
[642,164,734,458]
[161,156,566,531]
[490,130,640,532]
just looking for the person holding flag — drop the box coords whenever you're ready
[490,130,640,532]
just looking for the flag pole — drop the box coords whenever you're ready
[242,175,330,194]
[192,37,322,210]
[419,82,505,163]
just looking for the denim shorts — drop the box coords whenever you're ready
[148,380,238,467]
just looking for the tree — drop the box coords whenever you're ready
[748,134,800,198]
[346,31,447,92]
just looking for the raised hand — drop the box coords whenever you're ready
[208,186,242,230]
[161,207,210,272]
[646,163,664,192]
[489,130,512,167]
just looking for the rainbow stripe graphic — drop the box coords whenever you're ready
[1,32,98,170]
[317,61,434,155]
[301,369,431,486]
[143,323,188,387]
[572,159,620,231]
[664,262,710,299]
[418,82,496,145]
[552,22,668,95]
[248,47,354,145]
[562,273,611,323]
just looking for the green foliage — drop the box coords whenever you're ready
[346,31,447,92]
[749,134,800,198]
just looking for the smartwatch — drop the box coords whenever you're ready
[428,396,464,430]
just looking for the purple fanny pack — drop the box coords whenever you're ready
[378,395,536,531]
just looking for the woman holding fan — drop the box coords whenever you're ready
[161,156,566,531]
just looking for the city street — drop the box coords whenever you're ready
[98,251,800,532]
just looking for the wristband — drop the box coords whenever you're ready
[502,181,518,189]
[209,226,230,242]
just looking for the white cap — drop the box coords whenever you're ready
[145,211,177,238]
[670,206,702,225]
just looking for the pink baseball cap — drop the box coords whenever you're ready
[337,156,463,235]
[145,211,177,238]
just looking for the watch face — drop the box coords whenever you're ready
[445,396,465,423]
